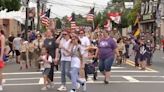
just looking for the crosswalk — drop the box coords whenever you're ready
[2,66,164,87]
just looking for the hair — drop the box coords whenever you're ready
[42,46,50,60]
[17,33,21,37]
[117,38,122,43]
[0,30,5,35]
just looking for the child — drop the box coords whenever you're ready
[69,34,86,92]
[3,47,9,62]
[39,46,53,90]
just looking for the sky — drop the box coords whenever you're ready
[30,0,111,18]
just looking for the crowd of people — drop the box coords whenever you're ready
[0,27,156,92]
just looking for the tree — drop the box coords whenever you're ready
[0,0,21,11]
[55,18,62,29]
[127,0,141,24]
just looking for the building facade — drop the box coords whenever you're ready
[0,19,21,37]
[160,0,164,37]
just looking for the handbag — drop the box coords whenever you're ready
[0,60,4,68]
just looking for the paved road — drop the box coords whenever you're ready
[2,51,164,92]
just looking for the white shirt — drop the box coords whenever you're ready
[71,45,81,68]
[41,55,52,68]
[71,57,81,68]
[60,38,72,61]
[13,37,22,50]
[79,36,90,57]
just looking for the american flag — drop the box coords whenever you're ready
[67,16,72,22]
[40,9,50,27]
[104,19,112,31]
[87,7,94,21]
[70,13,77,29]
[107,12,121,24]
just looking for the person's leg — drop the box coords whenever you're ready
[0,69,3,91]
[70,67,78,90]
[65,61,71,79]
[48,63,54,82]
[61,61,66,85]
[99,59,105,76]
[135,53,139,67]
[104,57,114,84]
[84,64,88,80]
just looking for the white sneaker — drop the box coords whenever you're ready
[69,89,76,92]
[82,82,86,92]
[77,83,80,90]
[41,87,47,91]
[0,85,3,91]
[57,85,67,91]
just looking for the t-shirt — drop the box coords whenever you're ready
[98,38,117,59]
[13,37,22,50]
[71,45,81,68]
[44,38,58,58]
[139,44,146,55]
[60,38,71,61]
[41,55,52,68]
[79,36,90,57]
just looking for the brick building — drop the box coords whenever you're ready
[0,19,22,37]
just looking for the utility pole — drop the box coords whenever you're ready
[25,0,29,40]
[37,0,40,32]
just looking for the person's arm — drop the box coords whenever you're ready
[55,34,62,44]
[0,36,5,60]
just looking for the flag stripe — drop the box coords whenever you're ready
[40,9,50,27]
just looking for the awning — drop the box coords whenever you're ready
[140,19,155,24]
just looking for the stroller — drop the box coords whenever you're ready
[84,58,98,81]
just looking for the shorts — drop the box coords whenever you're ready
[20,52,27,61]
[140,54,147,61]
[15,50,20,56]
[99,57,114,72]
[42,68,51,75]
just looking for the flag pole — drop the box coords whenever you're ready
[92,19,95,31]
[92,3,95,31]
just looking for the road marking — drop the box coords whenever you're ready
[39,78,43,84]
[122,76,139,82]
[4,81,164,86]
[126,60,158,72]
[3,75,164,82]
[2,70,158,75]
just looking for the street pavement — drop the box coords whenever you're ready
[2,50,164,92]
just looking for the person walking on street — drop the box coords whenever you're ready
[13,34,22,64]
[8,34,15,57]
[78,30,90,79]
[56,31,72,91]
[95,31,119,84]
[139,38,147,70]
[39,46,53,90]
[0,30,5,91]
[69,33,86,92]
[43,30,59,86]
[33,34,44,70]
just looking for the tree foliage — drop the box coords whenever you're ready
[127,0,141,24]
[0,0,21,11]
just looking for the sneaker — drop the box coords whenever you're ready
[41,87,47,91]
[104,80,109,84]
[82,82,86,92]
[47,84,54,89]
[0,85,3,91]
[57,85,67,91]
[77,83,80,90]
[69,89,76,92]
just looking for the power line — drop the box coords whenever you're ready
[73,0,107,7]
[41,0,105,8]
